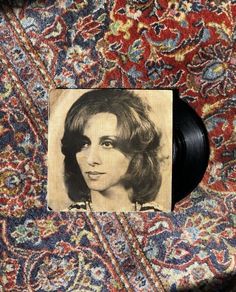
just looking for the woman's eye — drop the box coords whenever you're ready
[102,141,114,148]
[80,141,90,150]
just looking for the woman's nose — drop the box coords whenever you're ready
[86,146,102,165]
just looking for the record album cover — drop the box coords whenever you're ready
[48,89,172,212]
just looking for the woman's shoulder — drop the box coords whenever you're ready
[67,201,162,212]
[68,201,90,211]
[135,201,162,212]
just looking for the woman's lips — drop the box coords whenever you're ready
[86,171,105,180]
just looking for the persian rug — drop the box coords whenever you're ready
[0,1,235,291]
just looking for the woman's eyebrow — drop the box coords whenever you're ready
[99,135,118,140]
[99,136,119,144]
[80,135,90,141]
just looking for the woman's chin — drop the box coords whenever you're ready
[86,183,108,193]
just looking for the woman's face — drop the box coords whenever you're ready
[76,113,131,194]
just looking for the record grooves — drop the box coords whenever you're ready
[172,96,210,207]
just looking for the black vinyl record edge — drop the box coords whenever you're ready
[172,91,210,209]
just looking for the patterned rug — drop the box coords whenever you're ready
[0,1,236,291]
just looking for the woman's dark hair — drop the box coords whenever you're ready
[61,89,162,204]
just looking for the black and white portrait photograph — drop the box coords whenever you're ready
[48,89,172,212]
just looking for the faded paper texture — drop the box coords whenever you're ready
[48,89,172,211]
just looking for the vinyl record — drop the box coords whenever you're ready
[172,97,210,206]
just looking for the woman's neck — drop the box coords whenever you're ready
[90,185,134,211]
